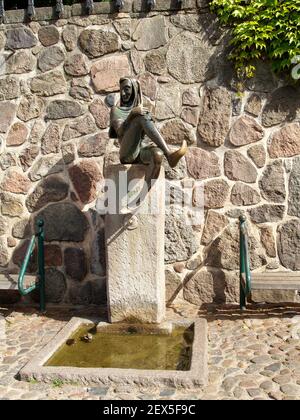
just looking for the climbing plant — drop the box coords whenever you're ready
[210,0,300,80]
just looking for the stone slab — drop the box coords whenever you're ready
[18,317,208,388]
[251,289,300,304]
[251,272,300,303]
[0,273,36,290]
[104,164,165,323]
[251,272,300,289]
[133,0,197,12]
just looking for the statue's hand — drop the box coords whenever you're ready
[131,106,149,117]
[139,107,150,116]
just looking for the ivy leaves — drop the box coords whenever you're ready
[210,0,300,79]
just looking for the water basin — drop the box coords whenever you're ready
[45,323,193,370]
[19,317,208,388]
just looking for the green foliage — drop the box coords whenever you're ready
[210,0,300,79]
[52,378,64,388]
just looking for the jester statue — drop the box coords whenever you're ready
[109,77,187,168]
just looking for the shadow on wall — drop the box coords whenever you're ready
[166,215,269,310]
[2,156,109,307]
[167,254,238,309]
[196,10,235,90]
[195,9,279,92]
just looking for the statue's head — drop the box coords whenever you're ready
[120,78,133,105]
[119,77,142,108]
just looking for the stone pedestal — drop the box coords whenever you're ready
[104,164,165,323]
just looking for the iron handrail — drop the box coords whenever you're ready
[0,0,128,21]
[18,220,45,312]
[18,234,36,296]
[239,215,251,310]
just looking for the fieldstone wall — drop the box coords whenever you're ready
[0,0,299,307]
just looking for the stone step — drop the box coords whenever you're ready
[251,273,300,290]
[251,272,300,304]
[0,273,36,290]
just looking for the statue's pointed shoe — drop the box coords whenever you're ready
[168,140,187,168]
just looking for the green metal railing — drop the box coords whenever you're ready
[18,219,45,312]
[239,215,251,310]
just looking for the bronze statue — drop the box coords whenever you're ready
[109,77,187,168]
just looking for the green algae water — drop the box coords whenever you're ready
[45,325,193,370]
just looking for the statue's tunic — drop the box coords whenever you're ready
[110,105,153,164]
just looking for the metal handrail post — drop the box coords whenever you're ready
[18,235,36,296]
[17,219,46,312]
[243,228,251,297]
[56,0,64,17]
[239,216,246,310]
[37,219,45,313]
[27,0,36,19]
[0,0,4,23]
[146,0,156,10]
[115,0,124,11]
[85,0,94,14]
[239,215,251,310]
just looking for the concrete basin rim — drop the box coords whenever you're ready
[18,317,208,386]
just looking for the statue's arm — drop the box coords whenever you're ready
[110,107,126,138]
[112,118,125,138]
[110,106,150,138]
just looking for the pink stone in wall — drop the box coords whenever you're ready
[6,122,28,146]
[138,72,157,101]
[1,170,31,194]
[19,145,39,172]
[268,123,300,158]
[201,211,228,246]
[260,227,276,258]
[89,99,110,129]
[203,179,230,209]
[41,123,60,155]
[38,26,59,47]
[224,150,257,183]
[0,102,17,133]
[197,87,231,147]
[44,244,63,267]
[7,237,17,248]
[69,160,103,205]
[247,144,266,168]
[161,119,195,146]
[181,107,199,127]
[229,116,264,146]
[90,55,131,93]
[186,147,221,180]
[64,53,90,77]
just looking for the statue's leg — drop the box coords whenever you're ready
[120,114,186,168]
[138,115,187,168]
[119,118,144,164]
[139,145,163,165]
[138,145,163,181]
[138,115,171,157]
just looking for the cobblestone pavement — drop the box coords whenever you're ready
[0,302,300,400]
